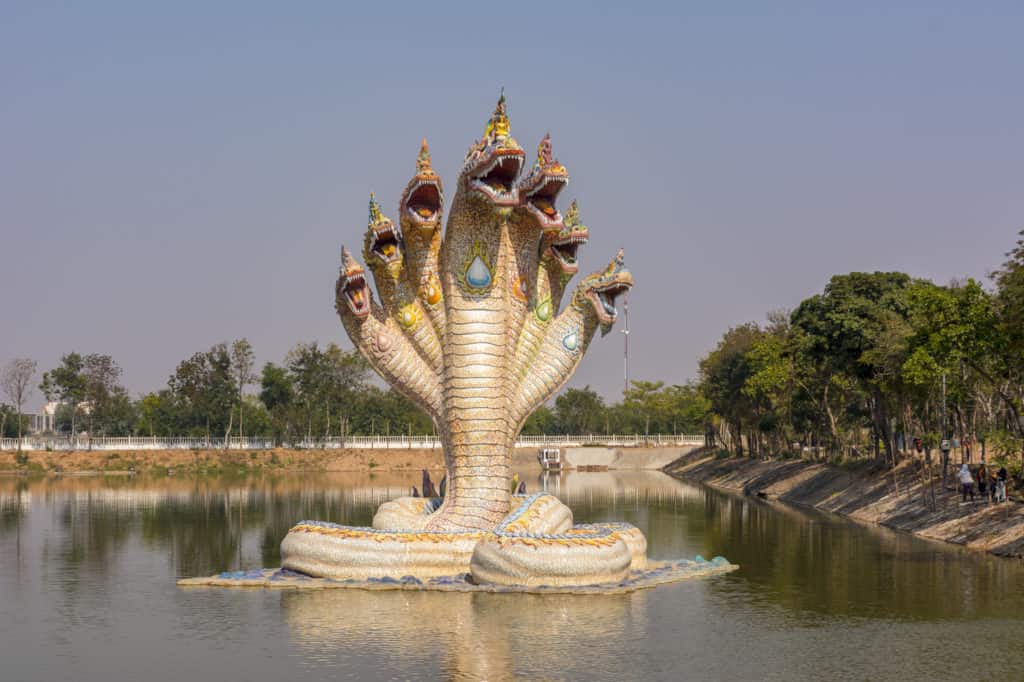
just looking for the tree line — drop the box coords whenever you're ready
[698,230,1024,477]
[2,343,709,443]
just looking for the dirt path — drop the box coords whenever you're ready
[664,450,1024,559]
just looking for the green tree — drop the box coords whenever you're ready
[554,386,605,434]
[321,343,372,440]
[699,323,761,455]
[992,231,1024,440]
[287,342,328,441]
[0,404,29,438]
[237,395,274,438]
[230,338,255,439]
[790,272,915,461]
[95,388,137,436]
[259,362,294,444]
[280,342,377,442]
[995,229,1024,354]
[663,383,710,435]
[208,344,236,442]
[904,277,1021,474]
[137,392,164,437]
[168,344,237,440]
[741,316,795,452]
[80,354,124,442]
[620,380,668,436]
[521,404,556,435]
[40,352,87,437]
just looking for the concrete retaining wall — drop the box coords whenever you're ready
[561,446,703,470]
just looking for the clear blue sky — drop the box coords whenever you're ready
[3,2,1023,404]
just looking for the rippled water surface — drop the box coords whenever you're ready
[2,469,1023,681]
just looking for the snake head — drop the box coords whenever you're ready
[579,249,632,334]
[336,247,371,318]
[519,133,569,230]
[363,192,403,278]
[400,138,444,234]
[543,199,588,276]
[460,91,525,207]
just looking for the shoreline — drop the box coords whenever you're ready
[664,450,1024,559]
[10,445,1022,559]
[0,447,541,477]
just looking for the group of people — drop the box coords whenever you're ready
[958,462,1009,503]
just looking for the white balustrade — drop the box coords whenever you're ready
[1,433,705,452]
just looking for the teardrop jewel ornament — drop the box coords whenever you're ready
[562,329,579,353]
[466,256,492,289]
[535,298,552,322]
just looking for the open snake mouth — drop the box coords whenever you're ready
[549,229,587,274]
[340,271,370,317]
[588,277,632,326]
[469,149,524,205]
[524,175,568,228]
[369,224,402,265]
[404,178,442,227]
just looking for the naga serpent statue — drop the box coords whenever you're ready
[188,94,733,592]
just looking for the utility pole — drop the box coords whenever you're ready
[622,293,630,394]
[941,372,947,440]
[940,372,950,486]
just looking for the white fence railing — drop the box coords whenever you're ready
[0,433,706,452]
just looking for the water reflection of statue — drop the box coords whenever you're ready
[281,586,646,679]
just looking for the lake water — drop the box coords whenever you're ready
[1,468,1023,681]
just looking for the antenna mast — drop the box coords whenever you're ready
[622,292,630,393]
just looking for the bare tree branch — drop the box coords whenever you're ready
[1,358,37,452]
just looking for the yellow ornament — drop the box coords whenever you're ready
[512,275,528,302]
[422,275,442,305]
[398,305,419,329]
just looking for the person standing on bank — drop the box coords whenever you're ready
[959,464,975,502]
[996,466,1008,503]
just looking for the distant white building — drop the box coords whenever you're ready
[27,402,59,434]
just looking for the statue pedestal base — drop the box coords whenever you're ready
[179,493,736,592]
[177,557,737,594]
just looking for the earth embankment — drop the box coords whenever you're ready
[664,449,1024,559]
[0,447,541,475]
